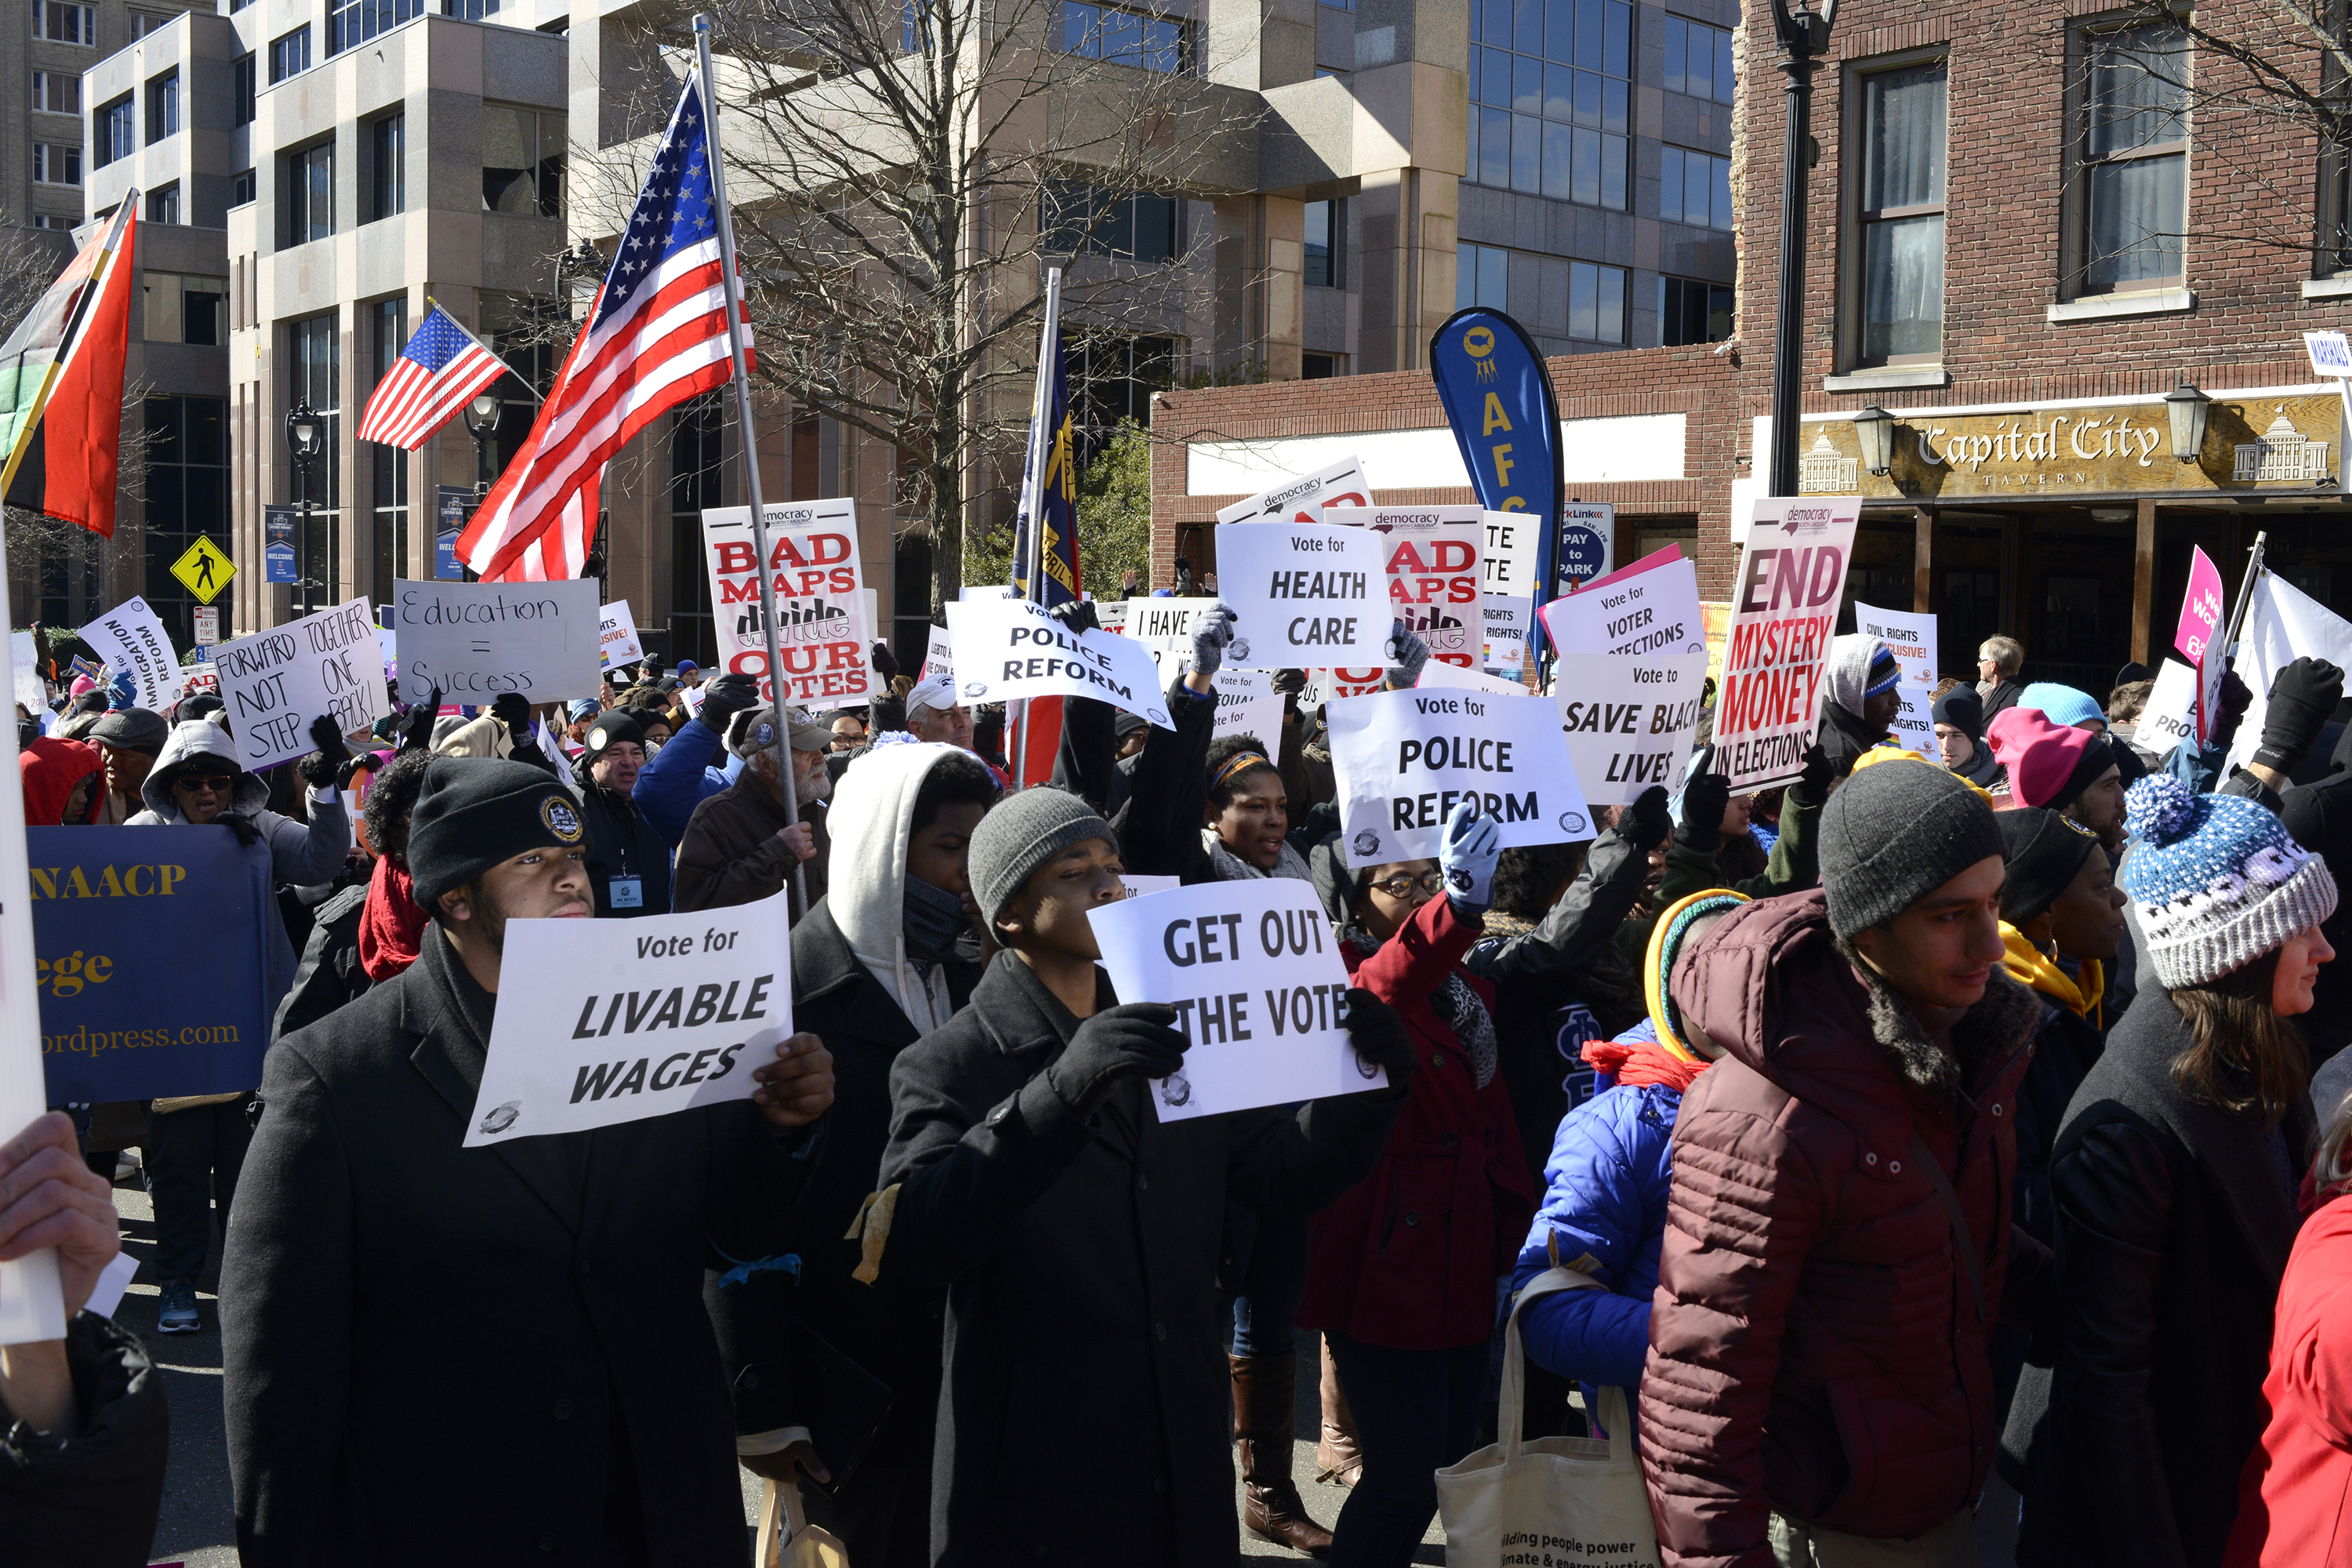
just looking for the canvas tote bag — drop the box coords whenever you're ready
[1436,1266,1663,1568]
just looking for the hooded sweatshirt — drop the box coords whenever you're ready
[825,740,968,1034]
[1817,635,1894,776]
[20,735,104,825]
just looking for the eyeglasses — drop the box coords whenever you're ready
[172,773,235,793]
[1369,871,1446,899]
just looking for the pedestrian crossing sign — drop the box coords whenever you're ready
[170,535,236,604]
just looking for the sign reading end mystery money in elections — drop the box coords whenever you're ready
[211,597,392,771]
[946,595,1172,728]
[1326,687,1594,866]
[1086,879,1381,1121]
[1715,498,1860,793]
[1214,521,1388,667]
[466,891,797,1145]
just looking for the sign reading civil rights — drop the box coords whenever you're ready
[599,600,645,672]
[945,594,1172,728]
[1214,522,1388,667]
[920,625,953,681]
[1326,687,1593,867]
[31,826,273,1104]
[702,499,873,711]
[78,597,179,711]
[1324,504,1486,669]
[1852,601,1939,758]
[1552,651,1708,804]
[1213,454,1370,526]
[211,598,391,771]
[1715,498,1861,792]
[1085,878,1379,1121]
[392,578,602,706]
[465,891,797,1145]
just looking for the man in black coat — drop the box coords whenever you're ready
[867,787,1417,1567]
[571,710,673,916]
[223,757,837,1566]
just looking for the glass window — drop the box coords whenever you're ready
[369,298,409,592]
[288,314,342,608]
[371,113,405,220]
[1569,260,1624,343]
[96,96,132,166]
[1660,275,1734,345]
[1464,0,1628,209]
[31,143,80,185]
[1061,2,1186,73]
[482,105,565,218]
[441,0,499,18]
[183,279,223,344]
[139,397,230,645]
[331,0,422,53]
[2078,22,2187,293]
[1664,13,1734,103]
[145,185,177,224]
[233,53,255,125]
[1456,242,1511,311]
[1043,183,1183,262]
[1304,199,1342,288]
[268,25,311,82]
[29,71,78,114]
[1855,60,1946,365]
[146,70,178,144]
[230,167,255,205]
[286,140,334,244]
[1661,145,1734,230]
[32,2,93,44]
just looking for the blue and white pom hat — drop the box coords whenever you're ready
[2120,775,2338,989]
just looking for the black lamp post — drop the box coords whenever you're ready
[462,391,503,497]
[284,398,325,615]
[1766,0,1840,499]
[2165,379,2212,463]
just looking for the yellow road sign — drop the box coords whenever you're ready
[170,535,236,604]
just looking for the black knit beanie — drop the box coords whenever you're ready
[1995,808,2101,929]
[408,757,588,911]
[2047,735,2118,813]
[1820,758,2005,937]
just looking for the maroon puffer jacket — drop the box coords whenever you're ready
[1639,889,2038,1568]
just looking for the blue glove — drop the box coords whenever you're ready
[1384,621,1429,690]
[1438,800,1500,916]
[1185,601,1236,681]
[106,670,136,710]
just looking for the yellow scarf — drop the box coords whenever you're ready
[2000,923,2104,1025]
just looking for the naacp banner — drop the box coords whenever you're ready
[702,499,873,712]
[946,594,1173,728]
[1215,522,1388,667]
[1326,688,1593,867]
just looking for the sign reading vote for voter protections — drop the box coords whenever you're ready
[1214,522,1388,667]
[466,891,797,1145]
[212,597,392,772]
[393,578,603,705]
[946,594,1173,729]
[31,826,273,1104]
[702,499,873,711]
[1326,687,1593,867]
[1552,651,1708,804]
[1540,547,1703,660]
[78,597,180,712]
[1087,879,1381,1122]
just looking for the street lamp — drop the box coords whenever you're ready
[1766,0,1841,499]
[463,392,503,497]
[2165,379,2212,463]
[284,398,324,615]
[1853,404,1896,477]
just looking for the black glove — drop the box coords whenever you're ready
[334,753,369,792]
[2212,669,2255,750]
[221,813,263,848]
[1788,741,1833,809]
[1049,601,1100,637]
[295,715,350,786]
[1624,785,1672,851]
[400,687,441,753]
[1340,989,1416,1091]
[1044,1003,1188,1117]
[2256,657,2344,774]
[698,671,760,732]
[491,692,532,729]
[1676,771,1731,853]
[871,640,901,682]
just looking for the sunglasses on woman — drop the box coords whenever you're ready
[172,773,236,793]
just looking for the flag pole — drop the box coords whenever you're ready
[695,13,806,917]
[2222,529,2270,664]
[1007,266,1064,787]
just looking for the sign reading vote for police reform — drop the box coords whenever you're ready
[1214,522,1388,667]
[393,578,603,706]
[78,597,179,711]
[946,594,1173,728]
[702,499,873,711]
[1552,651,1708,804]
[1087,879,1381,1122]
[212,597,391,772]
[1716,497,1861,793]
[1326,687,1593,867]
[465,891,797,1145]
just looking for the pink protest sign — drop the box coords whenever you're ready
[2173,546,2226,742]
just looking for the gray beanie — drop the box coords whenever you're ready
[967,786,1113,930]
[89,706,169,755]
[1820,758,2005,938]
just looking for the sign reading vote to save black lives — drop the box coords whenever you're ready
[394,578,604,706]
[1087,879,1381,1121]
[31,826,273,1104]
[1552,650,1710,804]
[946,594,1173,728]
[1214,522,1388,666]
[1326,688,1594,866]
[465,891,797,1145]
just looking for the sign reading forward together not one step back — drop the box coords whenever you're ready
[210,598,390,771]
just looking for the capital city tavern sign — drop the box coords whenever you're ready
[1797,391,2341,500]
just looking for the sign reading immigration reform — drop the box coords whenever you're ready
[1715,498,1860,792]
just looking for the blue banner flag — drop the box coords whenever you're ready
[1010,325,1080,610]
[1428,308,1565,659]
[31,826,274,1103]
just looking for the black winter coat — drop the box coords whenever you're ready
[0,1312,169,1568]
[272,882,371,1043]
[1815,698,1890,779]
[572,757,674,917]
[2005,993,2313,1568]
[875,952,1405,1568]
[222,929,818,1566]
[2274,727,2352,1065]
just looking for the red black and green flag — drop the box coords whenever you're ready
[0,201,138,539]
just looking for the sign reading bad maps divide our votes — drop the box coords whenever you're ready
[702,499,873,711]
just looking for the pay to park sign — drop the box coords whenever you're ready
[1715,498,1861,793]
[211,597,392,772]
[702,499,873,712]
[1325,687,1594,867]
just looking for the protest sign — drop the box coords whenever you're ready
[1214,454,1371,526]
[600,600,645,672]
[1120,874,1181,898]
[1552,651,1708,804]
[1702,602,1731,688]
[2174,546,2227,742]
[1211,666,1284,749]
[679,682,706,718]
[1539,553,1703,661]
[1484,595,1531,672]
[2140,658,2200,757]
[945,594,1172,728]
[1214,522,1388,666]
[0,605,59,1342]
[1853,601,1939,758]
[392,579,602,706]
[78,597,179,711]
[211,598,391,771]
[31,826,273,1104]
[1097,599,1129,633]
[1714,498,1861,792]
[1301,667,1386,707]
[464,891,797,1145]
[182,662,220,697]
[920,624,953,681]
[1125,596,1222,677]
[1326,688,1593,866]
[702,499,873,711]
[1085,878,1379,1120]
[2228,571,2352,771]
[1417,659,1529,696]
[11,630,42,713]
[1326,504,1485,668]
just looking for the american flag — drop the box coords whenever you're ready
[354,303,514,449]
[456,72,750,581]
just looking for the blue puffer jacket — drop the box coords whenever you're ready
[630,713,742,847]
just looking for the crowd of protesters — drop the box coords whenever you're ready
[9,605,2352,1568]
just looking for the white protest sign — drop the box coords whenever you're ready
[945,595,1173,728]
[958,584,1014,601]
[1120,874,1181,898]
[10,631,42,713]
[2140,657,2201,757]
[1552,651,1709,804]
[1301,667,1387,708]
[1214,454,1371,526]
[2228,571,2352,771]
[182,662,220,697]
[1539,554,1703,660]
[1125,597,1222,677]
[1714,497,1862,792]
[1485,594,1533,672]
[1085,878,1379,1121]
[1853,601,1939,759]
[1483,510,1541,599]
[1097,600,1129,633]
[2305,331,2352,378]
[377,627,397,673]
[1214,523,1388,667]
[680,682,706,718]
[211,597,390,771]
[702,499,874,711]
[463,891,795,1145]
[1211,666,1284,749]
[1326,688,1595,867]
[393,579,602,706]
[920,625,953,681]
[1327,504,1485,670]
[1417,659,1529,696]
[78,597,179,710]
[599,600,644,672]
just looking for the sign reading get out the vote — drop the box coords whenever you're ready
[1326,687,1593,867]
[1214,522,1388,666]
[31,827,272,1104]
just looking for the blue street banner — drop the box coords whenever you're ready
[436,485,472,580]
[31,826,273,1103]
[264,504,299,584]
[1428,308,1565,659]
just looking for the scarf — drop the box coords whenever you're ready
[1200,826,1313,884]
[1999,924,2104,1025]
[1583,1036,1708,1094]
[358,856,430,982]
[902,874,969,976]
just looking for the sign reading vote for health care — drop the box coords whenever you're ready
[393,578,603,706]
[1214,522,1388,667]
[211,598,391,772]
[946,594,1173,729]
[78,597,180,712]
[1086,878,1382,1122]
[1325,687,1594,868]
[1552,651,1708,804]
[466,890,797,1145]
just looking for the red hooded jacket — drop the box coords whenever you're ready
[2225,1191,2352,1568]
[20,735,104,826]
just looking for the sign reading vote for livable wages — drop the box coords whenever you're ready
[1552,652,1710,805]
[1324,504,1486,669]
[946,594,1173,729]
[211,598,392,772]
[1086,878,1382,1121]
[1715,498,1861,793]
[393,579,603,706]
[702,499,873,711]
[1214,522,1389,667]
[465,890,797,1145]
[78,597,180,712]
[1326,687,1594,867]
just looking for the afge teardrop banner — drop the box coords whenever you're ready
[702,499,872,711]
[1428,307,1564,652]
[1326,688,1593,867]
[1715,498,1862,793]
[1552,651,1709,804]
[1214,522,1388,666]
[945,594,1173,728]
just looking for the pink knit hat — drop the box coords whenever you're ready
[1987,705,2116,811]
